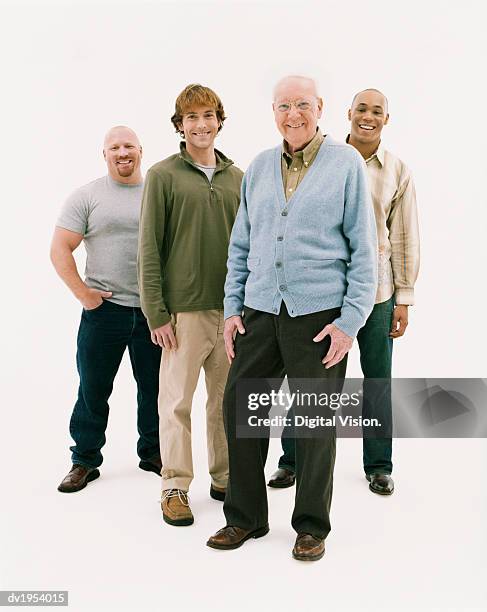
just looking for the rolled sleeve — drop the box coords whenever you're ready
[388,169,420,306]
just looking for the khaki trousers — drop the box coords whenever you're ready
[159,310,229,491]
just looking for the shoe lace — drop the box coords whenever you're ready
[160,489,190,506]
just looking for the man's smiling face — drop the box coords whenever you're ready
[273,77,323,153]
[179,105,220,152]
[103,127,142,183]
[348,90,389,146]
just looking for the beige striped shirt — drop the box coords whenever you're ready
[360,139,420,305]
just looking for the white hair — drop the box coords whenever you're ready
[273,75,320,100]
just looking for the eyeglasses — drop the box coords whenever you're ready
[275,99,315,113]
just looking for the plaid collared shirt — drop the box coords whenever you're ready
[281,128,324,200]
[358,139,420,305]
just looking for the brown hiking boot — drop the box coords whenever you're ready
[161,489,194,526]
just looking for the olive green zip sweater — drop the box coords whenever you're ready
[138,142,243,330]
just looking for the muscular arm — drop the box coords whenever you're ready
[50,227,111,309]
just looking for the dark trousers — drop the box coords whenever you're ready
[279,297,394,475]
[223,304,347,539]
[69,300,162,468]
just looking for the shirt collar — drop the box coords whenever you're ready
[179,140,233,170]
[372,141,385,166]
[345,134,385,167]
[282,128,323,167]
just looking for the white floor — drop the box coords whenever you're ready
[2,362,486,612]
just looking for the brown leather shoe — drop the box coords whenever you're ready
[268,468,295,488]
[366,473,394,495]
[139,455,162,475]
[161,489,194,526]
[292,533,325,561]
[209,484,226,501]
[207,524,269,550]
[57,464,100,493]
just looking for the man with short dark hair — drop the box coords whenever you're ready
[271,88,420,496]
[138,84,243,527]
[51,126,162,493]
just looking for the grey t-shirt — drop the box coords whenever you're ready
[56,175,144,307]
[194,163,216,182]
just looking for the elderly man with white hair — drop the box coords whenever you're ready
[207,76,378,561]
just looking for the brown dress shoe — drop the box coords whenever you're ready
[207,524,269,550]
[57,464,100,493]
[161,489,194,526]
[209,484,226,501]
[366,473,394,495]
[292,533,325,561]
[139,455,162,475]
[267,468,296,488]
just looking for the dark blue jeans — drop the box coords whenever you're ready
[69,300,162,468]
[279,297,394,475]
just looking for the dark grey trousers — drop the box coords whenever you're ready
[223,304,347,539]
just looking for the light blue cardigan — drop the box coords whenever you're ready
[224,136,378,338]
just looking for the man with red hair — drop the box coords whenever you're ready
[138,84,243,526]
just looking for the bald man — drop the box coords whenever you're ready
[347,89,419,493]
[207,76,377,560]
[51,126,162,493]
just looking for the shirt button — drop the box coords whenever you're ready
[273,308,278,313]
[293,167,298,172]
[279,284,287,291]
[276,261,282,268]
[288,187,293,192]
[277,236,283,241]
[304,161,309,167]
[281,210,288,216]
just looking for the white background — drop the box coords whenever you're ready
[1,1,486,611]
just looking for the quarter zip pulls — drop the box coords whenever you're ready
[178,142,235,193]
[138,144,244,330]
